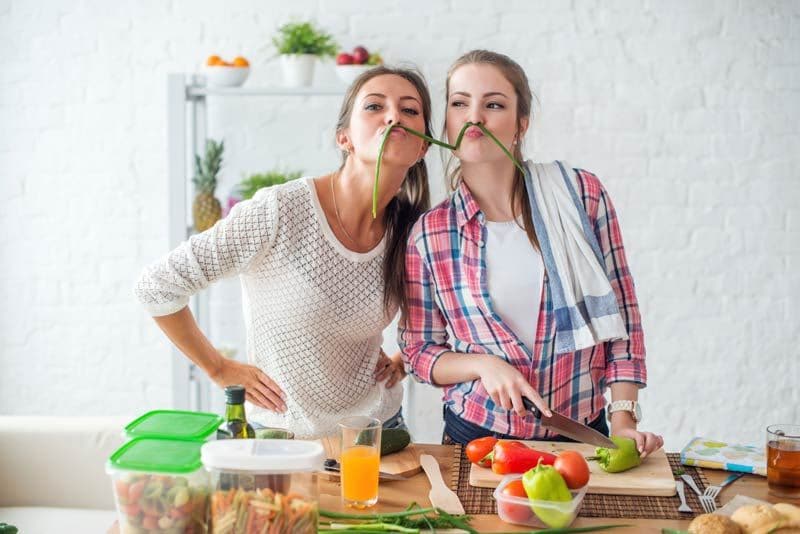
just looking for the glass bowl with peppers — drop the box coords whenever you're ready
[493,466,587,529]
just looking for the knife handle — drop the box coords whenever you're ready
[522,397,542,418]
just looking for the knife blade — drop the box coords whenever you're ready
[323,458,407,481]
[522,397,618,449]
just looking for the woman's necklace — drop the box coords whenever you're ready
[330,171,383,250]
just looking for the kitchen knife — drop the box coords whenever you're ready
[522,397,618,449]
[323,458,407,481]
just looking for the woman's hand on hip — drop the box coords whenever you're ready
[210,358,286,412]
[475,355,551,418]
[374,350,406,388]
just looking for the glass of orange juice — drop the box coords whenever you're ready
[339,416,381,508]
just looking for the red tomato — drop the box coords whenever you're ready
[465,436,497,467]
[553,450,591,489]
[497,479,531,524]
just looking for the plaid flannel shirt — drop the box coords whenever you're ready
[399,169,646,438]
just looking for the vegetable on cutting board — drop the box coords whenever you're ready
[465,436,497,467]
[589,436,641,473]
[355,427,411,456]
[492,440,557,475]
[380,427,411,456]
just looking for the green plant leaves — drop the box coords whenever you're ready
[272,22,337,57]
[237,170,302,200]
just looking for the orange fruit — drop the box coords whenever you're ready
[206,55,223,66]
[233,56,249,67]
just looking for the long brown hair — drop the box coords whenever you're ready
[443,50,539,249]
[334,66,432,317]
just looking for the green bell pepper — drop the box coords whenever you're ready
[521,462,573,528]
[594,436,641,473]
[0,523,18,534]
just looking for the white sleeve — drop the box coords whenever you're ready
[134,186,279,316]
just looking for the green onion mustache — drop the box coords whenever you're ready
[372,121,525,218]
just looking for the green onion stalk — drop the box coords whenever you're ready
[372,122,527,218]
[319,506,628,534]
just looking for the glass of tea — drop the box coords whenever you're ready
[767,424,800,498]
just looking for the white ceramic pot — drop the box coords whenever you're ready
[280,54,316,87]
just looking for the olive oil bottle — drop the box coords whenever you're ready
[218,385,255,439]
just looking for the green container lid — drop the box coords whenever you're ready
[107,437,203,474]
[124,409,223,441]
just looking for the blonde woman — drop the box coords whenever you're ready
[400,51,662,457]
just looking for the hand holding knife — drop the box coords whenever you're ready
[522,396,617,449]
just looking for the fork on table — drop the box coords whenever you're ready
[700,472,745,512]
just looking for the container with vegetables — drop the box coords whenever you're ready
[466,436,593,528]
[493,472,588,529]
[200,438,324,534]
[106,437,209,534]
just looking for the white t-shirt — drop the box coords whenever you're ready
[484,219,544,353]
[135,177,403,438]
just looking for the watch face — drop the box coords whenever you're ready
[634,403,643,422]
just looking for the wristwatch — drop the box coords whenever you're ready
[606,400,642,423]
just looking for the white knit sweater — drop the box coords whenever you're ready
[135,177,403,438]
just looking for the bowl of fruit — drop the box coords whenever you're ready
[335,46,383,84]
[203,55,250,87]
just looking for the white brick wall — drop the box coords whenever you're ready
[1,1,798,450]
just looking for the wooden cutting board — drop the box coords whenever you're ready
[469,440,676,496]
[318,436,422,477]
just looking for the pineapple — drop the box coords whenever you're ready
[192,139,224,232]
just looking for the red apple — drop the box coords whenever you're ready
[336,52,354,65]
[352,46,369,65]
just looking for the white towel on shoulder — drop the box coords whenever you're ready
[524,160,628,353]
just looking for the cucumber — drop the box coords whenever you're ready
[355,427,411,456]
[379,428,411,456]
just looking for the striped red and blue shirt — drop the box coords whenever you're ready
[398,169,646,438]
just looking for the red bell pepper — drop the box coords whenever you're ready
[465,436,497,467]
[491,440,557,475]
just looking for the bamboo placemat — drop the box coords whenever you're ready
[450,445,710,520]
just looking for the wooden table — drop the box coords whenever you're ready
[319,444,783,533]
[109,444,784,533]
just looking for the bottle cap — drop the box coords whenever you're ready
[225,385,245,404]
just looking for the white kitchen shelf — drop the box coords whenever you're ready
[187,85,346,97]
[166,73,345,412]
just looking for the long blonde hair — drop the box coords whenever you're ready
[335,66,432,317]
[443,50,539,249]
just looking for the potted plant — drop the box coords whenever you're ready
[236,170,302,200]
[272,21,337,87]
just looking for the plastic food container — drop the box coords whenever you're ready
[106,437,209,534]
[201,439,324,534]
[493,474,587,528]
[125,409,223,441]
